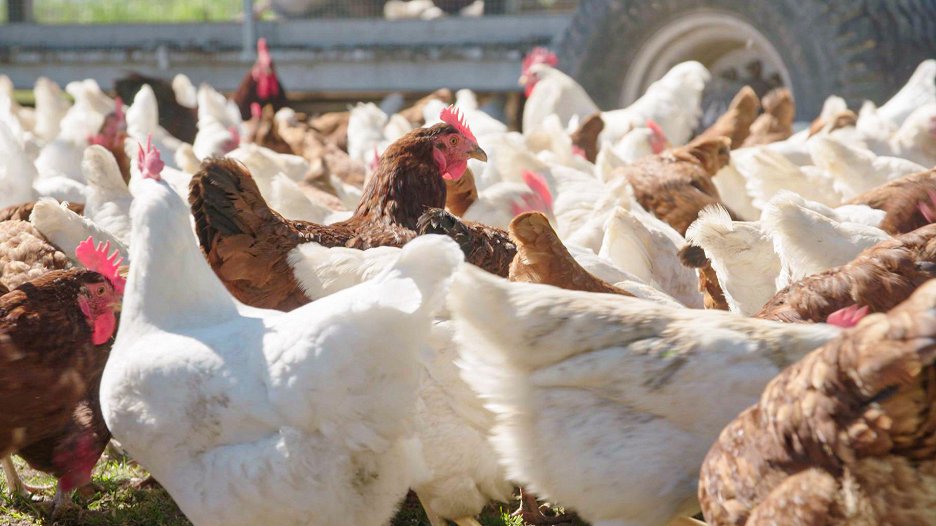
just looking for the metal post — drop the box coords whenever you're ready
[242,0,256,60]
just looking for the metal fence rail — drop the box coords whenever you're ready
[1,0,578,24]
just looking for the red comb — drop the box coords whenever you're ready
[826,304,869,328]
[522,47,558,75]
[440,105,477,143]
[75,236,125,294]
[919,189,936,223]
[257,38,271,63]
[646,119,669,154]
[522,170,553,209]
[251,102,262,120]
[137,135,164,181]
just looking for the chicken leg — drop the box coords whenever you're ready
[50,483,78,518]
[2,455,53,497]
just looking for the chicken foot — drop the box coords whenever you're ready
[50,483,78,519]
[2,455,54,497]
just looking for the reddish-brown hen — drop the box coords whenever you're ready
[0,268,120,511]
[695,86,760,149]
[508,211,630,295]
[615,136,733,235]
[756,223,936,323]
[700,279,936,525]
[232,38,289,121]
[742,88,795,147]
[849,168,936,235]
[189,109,486,311]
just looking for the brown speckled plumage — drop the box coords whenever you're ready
[849,169,936,235]
[0,269,112,460]
[417,208,516,277]
[509,211,631,295]
[700,279,936,526]
[756,223,936,323]
[0,220,72,291]
[189,123,459,311]
[615,137,733,236]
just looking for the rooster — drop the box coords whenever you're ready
[0,238,124,514]
[232,38,288,121]
[701,280,936,525]
[189,106,486,310]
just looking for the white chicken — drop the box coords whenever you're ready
[288,243,512,526]
[29,197,129,266]
[100,163,463,526]
[192,82,242,160]
[449,266,840,526]
[808,135,924,200]
[82,145,133,245]
[685,205,780,316]
[760,192,891,289]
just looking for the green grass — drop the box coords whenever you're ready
[19,0,242,24]
[1,453,587,526]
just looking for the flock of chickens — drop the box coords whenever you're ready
[1,37,936,526]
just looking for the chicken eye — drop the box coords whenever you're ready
[97,286,106,296]
[449,136,458,146]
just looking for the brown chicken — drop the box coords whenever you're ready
[189,106,487,311]
[700,279,936,525]
[88,97,131,184]
[742,88,795,147]
[756,223,936,323]
[0,256,122,513]
[678,244,729,310]
[0,201,83,223]
[416,208,516,277]
[695,85,760,149]
[244,103,294,155]
[444,166,479,217]
[508,211,631,295]
[569,112,605,163]
[849,168,936,235]
[808,109,859,137]
[232,38,289,121]
[114,72,198,144]
[614,136,733,235]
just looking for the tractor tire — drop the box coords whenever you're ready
[557,0,936,119]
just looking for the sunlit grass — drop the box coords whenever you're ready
[30,0,242,24]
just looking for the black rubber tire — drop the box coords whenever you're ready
[556,0,936,119]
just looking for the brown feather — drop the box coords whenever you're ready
[848,169,936,235]
[695,86,760,149]
[508,212,632,295]
[700,279,936,525]
[742,88,795,147]
[417,208,516,277]
[616,137,734,236]
[189,123,460,311]
[756,223,936,323]
[569,112,605,162]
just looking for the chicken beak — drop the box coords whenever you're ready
[469,145,488,162]
[518,75,528,86]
